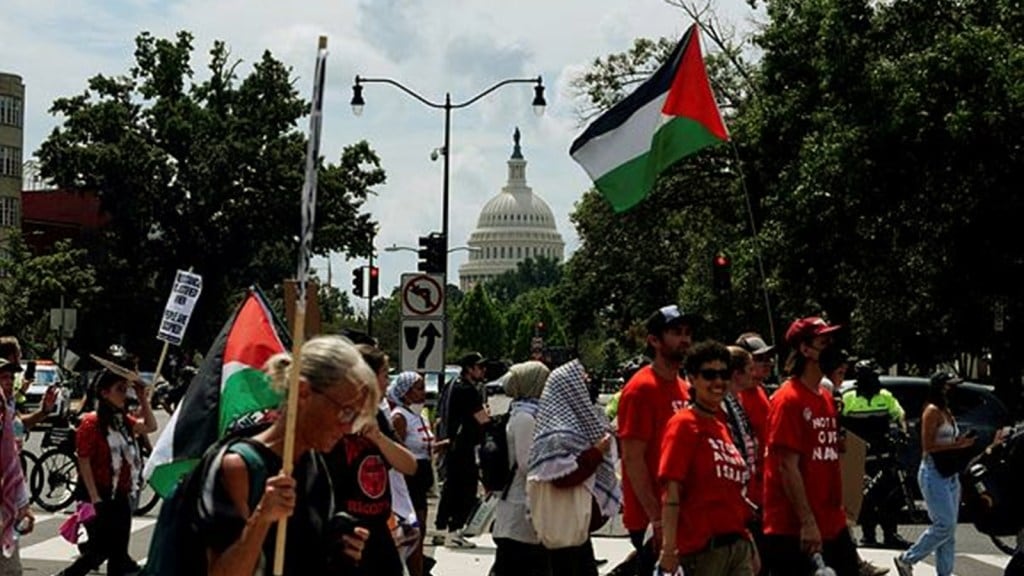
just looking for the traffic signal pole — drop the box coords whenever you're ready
[368,247,374,338]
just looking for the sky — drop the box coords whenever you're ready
[4,0,759,310]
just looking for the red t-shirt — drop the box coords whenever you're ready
[617,365,690,531]
[659,409,751,555]
[762,378,846,539]
[738,385,770,507]
[76,412,141,497]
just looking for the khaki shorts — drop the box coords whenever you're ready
[680,538,753,576]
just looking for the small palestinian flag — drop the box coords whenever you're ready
[144,288,288,497]
[570,23,729,212]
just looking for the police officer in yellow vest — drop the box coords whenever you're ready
[842,360,910,549]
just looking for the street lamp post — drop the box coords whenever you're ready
[350,75,545,278]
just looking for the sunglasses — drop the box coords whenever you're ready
[697,369,732,381]
[313,388,366,424]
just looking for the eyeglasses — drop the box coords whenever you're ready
[313,388,366,424]
[697,369,732,381]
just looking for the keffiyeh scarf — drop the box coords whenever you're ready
[387,371,419,406]
[527,360,622,518]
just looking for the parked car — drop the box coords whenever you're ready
[21,361,72,420]
[838,376,1012,490]
[389,365,460,409]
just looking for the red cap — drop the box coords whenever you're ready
[784,317,842,346]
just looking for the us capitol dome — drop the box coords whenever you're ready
[458,128,565,292]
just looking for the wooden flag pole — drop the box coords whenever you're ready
[272,296,306,575]
[274,34,328,575]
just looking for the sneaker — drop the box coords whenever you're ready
[882,534,913,550]
[859,558,890,576]
[445,532,477,549]
[860,536,879,547]
[893,555,914,576]
[430,534,447,546]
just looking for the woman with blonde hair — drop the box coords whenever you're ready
[199,335,379,575]
[490,360,551,576]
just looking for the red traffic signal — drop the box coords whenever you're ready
[712,253,731,292]
[368,266,380,297]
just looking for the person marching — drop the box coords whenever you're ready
[389,371,438,576]
[56,361,157,576]
[761,317,859,576]
[657,341,758,575]
[618,305,700,575]
[893,372,976,576]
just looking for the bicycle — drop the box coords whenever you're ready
[31,425,79,512]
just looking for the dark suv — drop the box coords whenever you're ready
[839,376,1011,489]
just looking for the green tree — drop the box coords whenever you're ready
[451,284,505,360]
[485,256,563,305]
[35,31,383,358]
[0,237,99,357]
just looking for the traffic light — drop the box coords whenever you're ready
[418,232,446,274]
[712,253,731,292]
[352,266,365,297]
[368,266,380,298]
[535,321,547,337]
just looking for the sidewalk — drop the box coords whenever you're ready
[432,534,636,576]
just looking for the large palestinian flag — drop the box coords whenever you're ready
[144,288,288,497]
[570,23,729,213]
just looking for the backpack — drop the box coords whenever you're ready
[478,411,516,494]
[141,437,269,576]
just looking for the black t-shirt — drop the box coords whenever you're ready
[200,441,337,575]
[446,377,485,453]
[328,410,397,526]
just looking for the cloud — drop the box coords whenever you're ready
[7,0,759,310]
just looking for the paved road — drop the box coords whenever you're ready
[14,397,1019,575]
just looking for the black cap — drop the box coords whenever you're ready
[930,371,963,387]
[458,352,486,368]
[735,334,775,357]
[645,305,702,336]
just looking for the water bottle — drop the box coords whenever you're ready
[812,552,837,576]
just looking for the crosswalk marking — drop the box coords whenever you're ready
[859,548,1009,575]
[20,516,155,562]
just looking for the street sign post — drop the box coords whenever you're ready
[400,319,445,372]
[399,272,446,372]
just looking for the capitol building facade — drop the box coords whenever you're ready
[458,129,565,292]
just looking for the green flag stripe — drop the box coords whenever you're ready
[147,458,199,499]
[218,366,283,436]
[594,117,725,212]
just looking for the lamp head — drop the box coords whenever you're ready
[532,79,546,117]
[350,81,365,116]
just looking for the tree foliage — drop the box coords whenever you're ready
[451,284,505,360]
[35,31,383,356]
[0,237,99,357]
[559,0,1024,393]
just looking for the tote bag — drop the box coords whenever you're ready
[526,479,592,549]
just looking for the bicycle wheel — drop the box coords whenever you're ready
[19,450,38,485]
[991,534,1017,555]
[134,478,159,516]
[31,448,79,512]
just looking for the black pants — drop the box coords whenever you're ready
[435,448,477,532]
[549,538,598,576]
[762,528,859,576]
[860,460,900,539]
[1006,550,1024,576]
[59,497,133,576]
[629,530,657,576]
[348,520,404,576]
[490,537,550,576]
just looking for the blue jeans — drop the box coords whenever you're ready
[901,457,960,576]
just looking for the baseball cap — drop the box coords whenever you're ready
[930,371,963,387]
[645,305,703,335]
[458,352,486,368]
[784,316,842,346]
[0,358,22,373]
[736,334,775,357]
